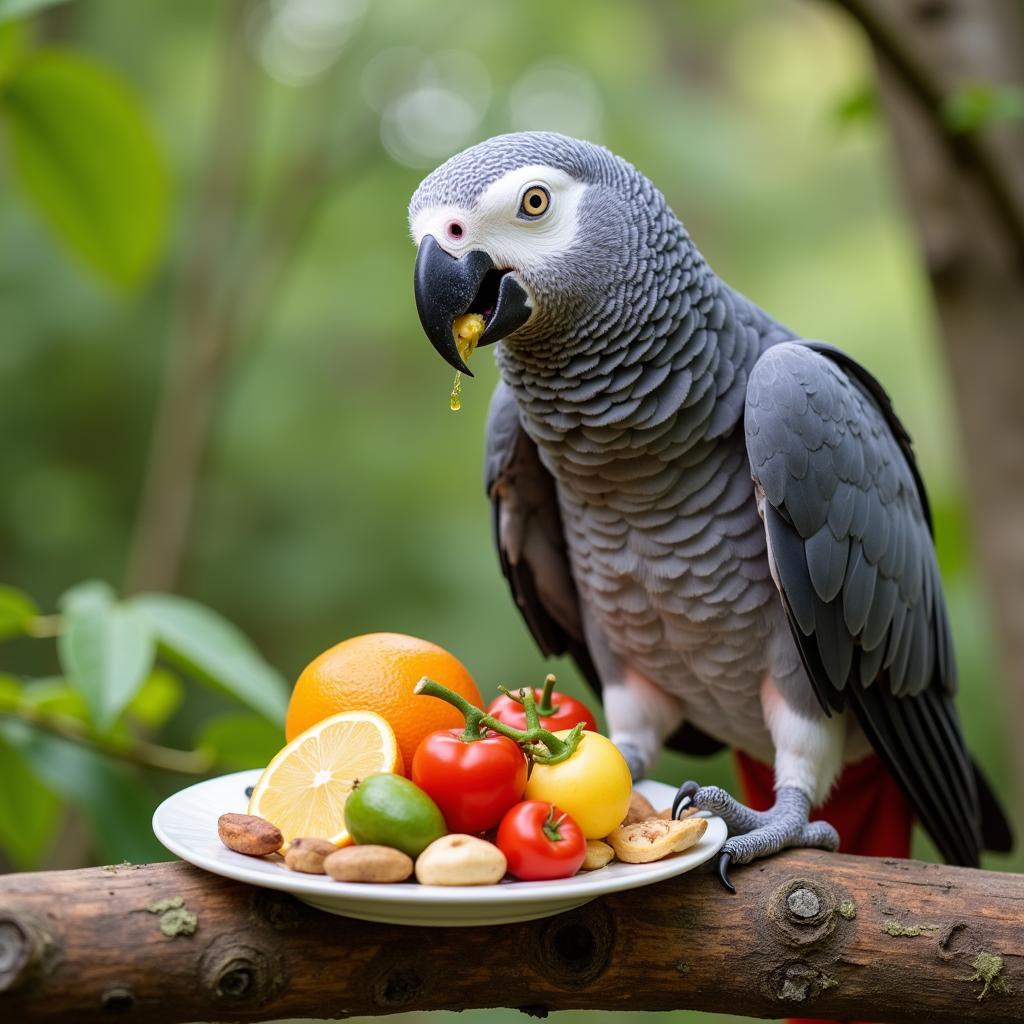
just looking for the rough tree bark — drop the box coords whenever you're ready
[0,851,1020,1023]
[827,0,1024,809]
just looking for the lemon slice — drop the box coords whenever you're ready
[247,710,403,846]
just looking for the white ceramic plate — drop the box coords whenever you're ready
[153,769,726,926]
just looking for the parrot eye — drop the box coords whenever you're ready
[518,185,550,219]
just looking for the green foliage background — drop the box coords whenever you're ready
[0,1,1018,1021]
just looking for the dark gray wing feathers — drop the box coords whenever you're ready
[746,341,984,865]
[485,382,591,668]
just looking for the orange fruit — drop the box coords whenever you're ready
[248,710,402,846]
[285,632,482,768]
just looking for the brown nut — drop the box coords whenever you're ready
[620,789,658,826]
[581,839,615,870]
[324,845,413,883]
[218,813,282,856]
[607,816,708,864]
[283,837,337,874]
[657,805,695,820]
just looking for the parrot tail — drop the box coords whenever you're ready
[735,751,1014,859]
[974,760,1014,853]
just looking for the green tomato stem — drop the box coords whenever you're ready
[413,677,583,764]
[542,803,568,843]
[496,674,561,718]
[536,673,560,716]
[520,685,542,733]
[412,679,489,741]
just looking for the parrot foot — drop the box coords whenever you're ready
[672,782,839,891]
[615,740,648,782]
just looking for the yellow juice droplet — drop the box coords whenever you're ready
[447,313,485,413]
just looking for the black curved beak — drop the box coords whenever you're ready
[413,234,531,376]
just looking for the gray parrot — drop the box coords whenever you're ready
[408,132,1010,886]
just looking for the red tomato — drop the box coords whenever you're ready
[487,689,598,734]
[496,801,587,881]
[411,729,527,834]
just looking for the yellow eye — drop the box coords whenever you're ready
[520,185,550,217]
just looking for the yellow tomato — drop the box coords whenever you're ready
[524,730,632,838]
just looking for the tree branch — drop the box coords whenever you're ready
[1,851,1020,1022]
[0,706,214,775]
[831,0,1024,262]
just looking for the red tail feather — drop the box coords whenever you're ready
[736,751,913,858]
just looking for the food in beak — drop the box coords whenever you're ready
[449,313,486,412]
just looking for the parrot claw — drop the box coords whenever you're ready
[673,782,840,887]
[672,779,700,819]
[716,851,736,893]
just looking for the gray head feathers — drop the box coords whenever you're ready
[409,132,635,219]
[410,132,703,361]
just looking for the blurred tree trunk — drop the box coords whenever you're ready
[122,5,371,597]
[122,0,259,595]
[831,1,1024,809]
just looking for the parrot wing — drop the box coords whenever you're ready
[744,340,999,866]
[485,381,725,757]
[485,380,593,673]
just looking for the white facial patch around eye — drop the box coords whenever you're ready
[409,165,587,272]
[409,204,474,253]
[471,165,586,272]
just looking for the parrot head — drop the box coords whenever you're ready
[409,132,671,375]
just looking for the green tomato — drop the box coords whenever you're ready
[344,773,447,857]
[524,731,632,838]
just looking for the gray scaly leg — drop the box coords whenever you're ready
[673,781,839,892]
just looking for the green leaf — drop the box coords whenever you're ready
[0,0,72,25]
[132,594,289,725]
[1,48,169,287]
[58,578,116,613]
[197,711,283,771]
[0,734,61,868]
[832,82,877,129]
[0,18,26,86]
[58,601,155,729]
[125,667,183,730]
[0,583,38,640]
[0,672,21,708]
[0,720,166,863]
[943,83,1024,134]
[21,676,89,719]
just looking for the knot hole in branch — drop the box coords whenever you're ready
[100,986,136,1013]
[372,966,423,1009]
[532,902,614,989]
[0,913,53,994]
[365,943,431,1010]
[766,878,840,948]
[199,934,285,1008]
[937,920,973,962]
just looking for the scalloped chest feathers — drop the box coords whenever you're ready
[502,287,797,760]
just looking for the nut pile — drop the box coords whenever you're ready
[217,783,705,886]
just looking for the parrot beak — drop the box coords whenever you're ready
[414,234,531,376]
